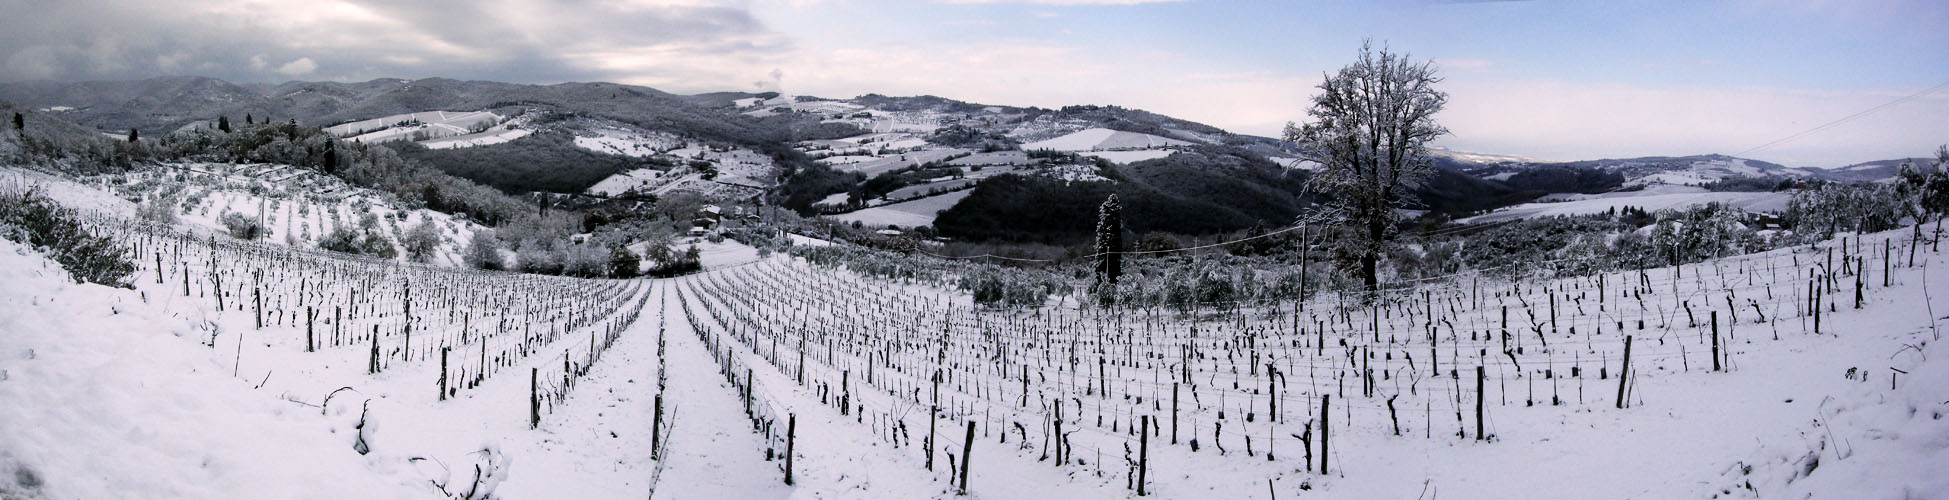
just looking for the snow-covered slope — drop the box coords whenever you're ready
[0,238,431,499]
[1021,127,1193,152]
[325,111,503,145]
[40,164,489,267]
[1458,185,1793,223]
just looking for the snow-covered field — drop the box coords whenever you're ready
[572,128,683,158]
[327,111,503,145]
[830,189,972,228]
[585,168,664,197]
[1022,127,1192,152]
[419,128,531,150]
[669,233,1949,499]
[1082,149,1175,164]
[822,147,970,178]
[1460,185,1793,224]
[5,166,1946,500]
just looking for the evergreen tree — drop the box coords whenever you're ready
[1093,194,1124,304]
[126,128,138,142]
[217,115,231,133]
[609,245,641,278]
[321,139,338,173]
[245,113,253,125]
[11,112,21,133]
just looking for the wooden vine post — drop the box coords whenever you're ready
[1137,414,1150,496]
[1616,335,1633,409]
[1710,311,1721,372]
[1320,394,1330,474]
[1475,365,1485,441]
[959,420,975,495]
[785,414,797,485]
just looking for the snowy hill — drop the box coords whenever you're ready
[1458,152,1913,189]
[30,163,492,267]
[1020,127,1194,152]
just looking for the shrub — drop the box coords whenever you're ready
[137,196,178,225]
[516,243,563,275]
[221,212,265,240]
[561,244,609,278]
[319,225,397,259]
[463,230,504,270]
[609,245,641,278]
[402,219,442,263]
[0,188,136,288]
[359,232,397,259]
[645,245,701,278]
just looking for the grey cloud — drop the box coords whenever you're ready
[0,0,790,86]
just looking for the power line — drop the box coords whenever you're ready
[1734,78,1949,158]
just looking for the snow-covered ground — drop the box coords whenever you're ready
[1021,127,1192,152]
[1081,149,1174,164]
[585,169,663,197]
[1459,185,1793,223]
[419,128,531,150]
[6,165,1946,500]
[20,164,487,267]
[829,190,972,228]
[327,111,503,145]
[821,147,970,177]
[571,128,683,158]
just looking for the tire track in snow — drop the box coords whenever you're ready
[647,281,793,499]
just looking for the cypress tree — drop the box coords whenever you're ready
[11,112,21,133]
[322,139,338,173]
[217,115,231,133]
[1094,194,1124,304]
[126,128,138,142]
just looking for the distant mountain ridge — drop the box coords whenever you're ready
[0,76,1924,244]
[1435,149,1919,190]
[2,76,1920,183]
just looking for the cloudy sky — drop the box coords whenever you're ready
[2,0,1945,166]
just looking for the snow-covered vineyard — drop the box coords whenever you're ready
[3,169,1945,499]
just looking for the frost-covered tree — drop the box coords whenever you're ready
[220,212,264,240]
[463,230,504,270]
[402,219,442,262]
[1092,194,1124,304]
[1927,146,1949,228]
[1286,40,1448,295]
[1899,145,1949,230]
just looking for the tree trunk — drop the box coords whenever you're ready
[1361,252,1379,299]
